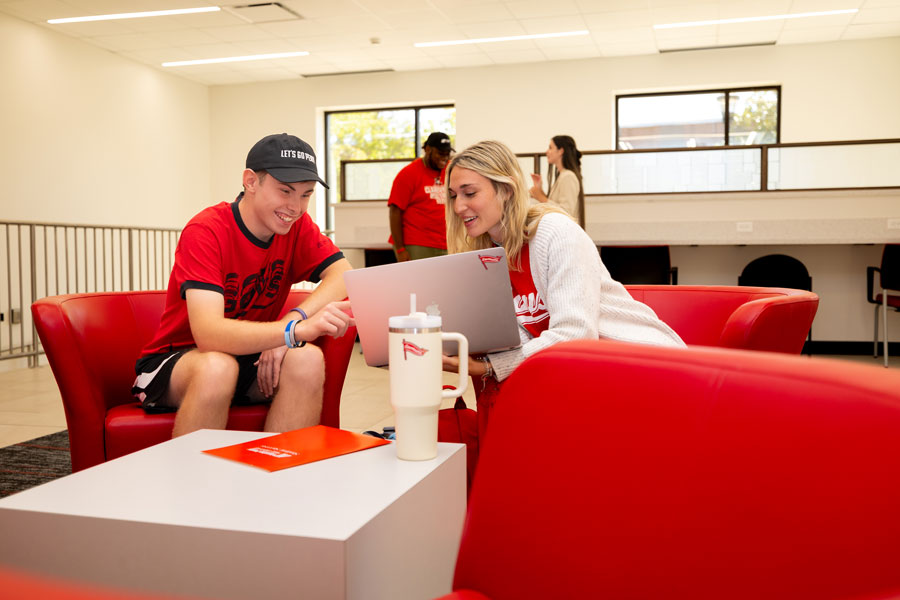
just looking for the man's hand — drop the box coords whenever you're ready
[295,300,354,342]
[395,247,411,262]
[255,345,289,398]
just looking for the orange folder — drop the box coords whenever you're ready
[203,425,390,472]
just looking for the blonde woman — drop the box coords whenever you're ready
[443,140,684,436]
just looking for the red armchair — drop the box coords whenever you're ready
[626,284,818,353]
[442,340,900,600]
[32,290,357,472]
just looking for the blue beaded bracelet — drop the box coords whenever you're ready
[289,307,308,321]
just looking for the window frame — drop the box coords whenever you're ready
[615,86,781,150]
[323,103,454,231]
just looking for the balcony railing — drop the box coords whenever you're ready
[1,221,180,364]
[338,138,900,201]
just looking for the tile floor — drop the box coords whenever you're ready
[0,347,897,449]
[0,343,478,449]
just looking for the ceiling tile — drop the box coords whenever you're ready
[381,56,444,70]
[582,9,653,30]
[789,0,865,12]
[381,8,450,29]
[841,20,900,36]
[276,0,370,19]
[504,0,582,19]
[597,39,659,56]
[203,24,273,43]
[595,27,656,44]
[854,5,900,22]
[717,0,792,19]
[518,15,589,33]
[2,0,80,22]
[650,3,719,25]
[150,27,222,47]
[776,26,845,44]
[89,32,165,52]
[656,34,718,50]
[539,45,602,60]
[576,0,644,11]
[440,3,515,24]
[460,20,527,38]
[782,12,857,29]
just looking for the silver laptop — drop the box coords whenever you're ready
[344,247,521,367]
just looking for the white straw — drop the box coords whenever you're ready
[410,293,416,315]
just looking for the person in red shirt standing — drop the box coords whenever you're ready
[388,132,453,261]
[132,133,354,437]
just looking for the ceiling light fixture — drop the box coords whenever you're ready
[654,8,858,29]
[162,51,309,67]
[48,6,221,24]
[415,30,589,48]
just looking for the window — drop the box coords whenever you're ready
[324,105,455,230]
[616,87,779,150]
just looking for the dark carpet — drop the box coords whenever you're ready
[0,430,71,497]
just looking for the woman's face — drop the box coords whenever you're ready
[546,139,564,167]
[448,167,505,243]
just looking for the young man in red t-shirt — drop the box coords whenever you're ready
[388,132,453,261]
[133,133,354,437]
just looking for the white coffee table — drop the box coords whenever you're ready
[0,429,466,600]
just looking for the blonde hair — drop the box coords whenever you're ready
[444,140,568,271]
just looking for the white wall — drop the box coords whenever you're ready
[209,36,900,163]
[0,12,210,230]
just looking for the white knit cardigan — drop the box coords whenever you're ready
[487,212,686,381]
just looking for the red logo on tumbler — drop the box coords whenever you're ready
[478,254,502,270]
[403,339,428,360]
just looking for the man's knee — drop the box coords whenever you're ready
[177,351,240,402]
[282,344,325,388]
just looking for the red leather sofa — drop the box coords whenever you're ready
[441,340,900,600]
[31,290,357,472]
[626,284,818,353]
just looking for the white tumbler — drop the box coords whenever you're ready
[389,296,468,461]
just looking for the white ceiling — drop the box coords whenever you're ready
[2,0,899,86]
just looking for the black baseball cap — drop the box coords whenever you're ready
[246,133,329,188]
[423,132,454,153]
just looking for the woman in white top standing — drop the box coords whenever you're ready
[529,135,584,227]
[443,140,684,440]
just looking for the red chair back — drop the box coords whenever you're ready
[450,340,900,600]
[626,284,818,353]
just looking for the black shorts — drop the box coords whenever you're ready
[132,350,267,414]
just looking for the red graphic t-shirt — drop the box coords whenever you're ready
[508,244,550,338]
[387,158,447,250]
[140,197,342,357]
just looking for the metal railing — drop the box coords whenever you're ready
[1,221,180,365]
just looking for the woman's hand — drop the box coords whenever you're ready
[443,354,486,377]
[529,173,547,202]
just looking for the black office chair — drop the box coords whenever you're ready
[599,245,678,285]
[867,244,900,368]
[738,254,813,354]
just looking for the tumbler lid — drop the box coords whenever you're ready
[389,312,441,330]
[388,293,442,329]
